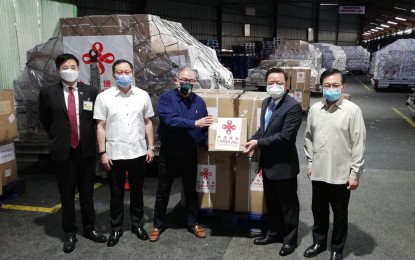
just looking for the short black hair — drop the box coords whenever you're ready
[112,59,133,73]
[265,68,288,83]
[320,69,345,85]
[55,53,79,68]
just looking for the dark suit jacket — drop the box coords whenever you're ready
[250,93,303,180]
[39,82,98,161]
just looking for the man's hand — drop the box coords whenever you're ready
[195,115,213,128]
[347,177,359,190]
[146,149,154,163]
[306,168,312,179]
[244,140,258,154]
[100,153,113,171]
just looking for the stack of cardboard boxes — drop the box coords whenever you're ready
[281,67,312,111]
[0,90,18,196]
[195,90,268,214]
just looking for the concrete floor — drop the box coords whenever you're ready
[1,74,415,259]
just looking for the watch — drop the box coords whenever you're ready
[148,146,156,151]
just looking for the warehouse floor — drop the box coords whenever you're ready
[1,74,415,260]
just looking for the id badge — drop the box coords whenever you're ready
[83,101,93,111]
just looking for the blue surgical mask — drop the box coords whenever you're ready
[115,74,133,88]
[323,88,342,102]
[179,83,193,94]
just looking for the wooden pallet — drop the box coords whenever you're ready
[198,209,267,234]
[0,178,25,206]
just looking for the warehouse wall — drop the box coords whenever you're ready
[0,0,76,90]
[277,2,313,40]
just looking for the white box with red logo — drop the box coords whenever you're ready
[208,118,247,152]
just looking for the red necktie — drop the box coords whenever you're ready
[68,87,79,148]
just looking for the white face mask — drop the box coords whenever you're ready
[267,84,285,99]
[59,69,79,82]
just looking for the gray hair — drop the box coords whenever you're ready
[176,66,198,79]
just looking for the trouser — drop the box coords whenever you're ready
[263,174,299,246]
[108,156,146,231]
[311,181,351,253]
[52,147,96,235]
[153,145,198,229]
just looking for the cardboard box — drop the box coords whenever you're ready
[196,148,235,210]
[0,90,18,142]
[208,118,247,152]
[0,141,17,189]
[234,153,267,214]
[288,89,310,110]
[237,91,269,139]
[198,93,239,122]
[193,89,244,95]
[289,67,311,90]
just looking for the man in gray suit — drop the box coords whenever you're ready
[244,67,303,257]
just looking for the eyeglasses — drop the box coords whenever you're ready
[322,83,342,89]
[178,78,197,84]
[114,70,133,75]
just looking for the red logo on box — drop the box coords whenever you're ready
[222,120,236,134]
[82,42,115,74]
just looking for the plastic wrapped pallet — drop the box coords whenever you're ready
[370,39,415,80]
[247,40,323,88]
[313,43,346,71]
[13,14,233,140]
[341,46,370,72]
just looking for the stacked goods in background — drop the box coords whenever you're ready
[14,14,234,140]
[218,54,260,79]
[369,39,415,83]
[313,43,347,71]
[246,40,323,90]
[341,46,370,72]
[0,90,18,196]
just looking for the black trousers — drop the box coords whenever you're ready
[52,147,96,235]
[153,145,198,229]
[311,181,351,253]
[108,156,145,231]
[263,174,299,246]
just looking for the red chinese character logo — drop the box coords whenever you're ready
[200,168,212,180]
[222,120,236,134]
[255,168,263,178]
[82,42,115,74]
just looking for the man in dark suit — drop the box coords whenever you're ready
[39,53,107,253]
[244,67,303,257]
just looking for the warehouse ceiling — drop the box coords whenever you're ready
[218,0,415,40]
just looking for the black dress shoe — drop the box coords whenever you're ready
[63,235,77,253]
[107,231,123,247]
[279,244,296,256]
[253,236,283,245]
[131,227,149,240]
[84,230,107,243]
[304,243,327,258]
[330,251,343,260]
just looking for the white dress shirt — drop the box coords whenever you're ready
[304,98,366,184]
[93,86,155,160]
[62,82,80,138]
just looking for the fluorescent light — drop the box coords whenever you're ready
[320,3,339,5]
[397,31,403,35]
[395,17,407,21]
[404,29,412,34]
[371,29,378,32]
[394,6,407,11]
[387,21,398,25]
[370,22,379,25]
[376,27,384,30]
[381,24,390,28]
[411,10,415,13]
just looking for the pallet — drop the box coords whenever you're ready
[371,78,415,90]
[198,209,267,234]
[0,178,25,206]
